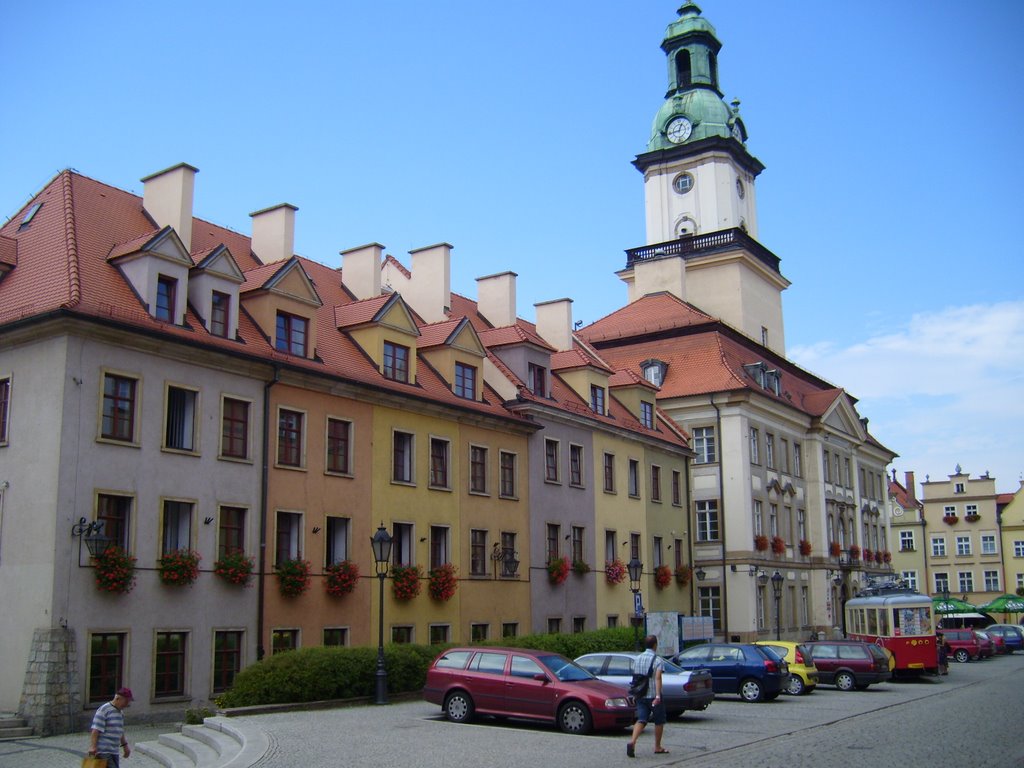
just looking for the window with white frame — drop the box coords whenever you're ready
[164,385,198,452]
[958,571,974,593]
[793,443,802,476]
[749,428,760,464]
[161,500,193,554]
[392,522,414,566]
[429,525,449,569]
[1017,573,1024,590]
[753,500,763,536]
[274,511,302,565]
[900,530,916,551]
[650,465,661,502]
[981,534,997,555]
[956,536,971,556]
[944,505,956,517]
[544,439,560,483]
[693,427,716,464]
[954,482,965,494]
[931,536,946,557]
[1015,541,1024,558]
[797,509,806,542]
[326,517,350,565]
[429,437,450,489]
[765,433,775,469]
[965,504,978,517]
[934,572,949,592]
[640,401,654,429]
[696,500,719,542]
[984,570,1000,591]
[392,432,415,484]
[769,504,778,537]
[901,571,918,590]
[569,444,584,487]
[628,459,640,497]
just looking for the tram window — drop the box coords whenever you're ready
[879,609,890,636]
[867,609,878,635]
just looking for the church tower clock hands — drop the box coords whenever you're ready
[621,2,790,356]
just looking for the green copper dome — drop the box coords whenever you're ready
[644,3,746,153]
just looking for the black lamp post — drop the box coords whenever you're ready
[370,523,393,705]
[770,570,784,640]
[627,557,643,650]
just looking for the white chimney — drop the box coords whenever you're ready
[407,243,452,323]
[633,253,686,301]
[476,271,518,327]
[535,298,574,352]
[250,203,297,264]
[340,243,383,300]
[141,163,198,252]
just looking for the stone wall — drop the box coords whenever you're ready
[18,626,80,735]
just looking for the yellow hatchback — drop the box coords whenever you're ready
[754,641,819,695]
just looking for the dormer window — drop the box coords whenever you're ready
[743,362,765,388]
[156,275,178,323]
[454,362,476,400]
[590,385,605,415]
[528,363,547,397]
[276,311,308,356]
[211,291,230,338]
[765,369,782,395]
[640,401,654,429]
[641,359,667,387]
[383,341,410,383]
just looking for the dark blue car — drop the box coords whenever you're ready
[672,643,789,703]
[983,624,1023,653]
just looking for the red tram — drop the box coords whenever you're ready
[844,587,938,675]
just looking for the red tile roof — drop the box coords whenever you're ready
[418,318,465,349]
[478,324,554,351]
[581,292,716,343]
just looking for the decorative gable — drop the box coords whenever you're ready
[554,351,614,416]
[820,394,866,442]
[188,244,244,339]
[240,257,322,359]
[339,293,420,384]
[419,317,487,401]
[108,226,193,324]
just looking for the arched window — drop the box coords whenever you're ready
[675,50,692,88]
[708,51,718,88]
[676,217,697,237]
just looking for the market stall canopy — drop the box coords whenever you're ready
[977,594,1024,613]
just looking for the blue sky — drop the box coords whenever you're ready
[2,1,1022,493]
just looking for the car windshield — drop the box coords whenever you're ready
[540,655,594,682]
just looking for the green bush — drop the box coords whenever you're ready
[216,627,637,708]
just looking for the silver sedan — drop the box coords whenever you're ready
[574,651,714,717]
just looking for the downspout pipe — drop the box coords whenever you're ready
[257,365,280,660]
[711,397,729,641]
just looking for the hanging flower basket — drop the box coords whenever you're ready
[848,545,861,560]
[654,565,672,590]
[770,536,786,555]
[964,514,981,523]
[547,556,570,585]
[428,562,458,601]
[93,546,137,595]
[798,539,812,557]
[674,565,692,586]
[571,560,591,576]
[324,560,360,597]
[605,559,626,585]
[275,558,311,598]
[754,534,769,551]
[829,541,841,558]
[158,548,200,587]
[943,515,958,525]
[391,564,422,600]
[214,550,254,586]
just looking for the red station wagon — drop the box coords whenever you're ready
[423,647,635,734]
[942,628,984,662]
[805,640,892,691]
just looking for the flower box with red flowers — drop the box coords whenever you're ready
[391,564,423,600]
[754,534,769,551]
[770,536,786,555]
[881,550,892,563]
[654,564,672,590]
[428,562,459,601]
[863,548,875,563]
[964,514,981,523]
[547,555,570,585]
[798,539,812,556]
[324,559,360,597]
[214,550,255,587]
[158,548,200,587]
[674,565,692,586]
[829,541,842,558]
[943,515,958,525]
[848,545,861,560]
[94,546,137,595]
[275,557,311,598]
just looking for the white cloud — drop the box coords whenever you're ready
[789,301,1024,492]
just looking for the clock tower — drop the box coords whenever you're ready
[620,2,789,355]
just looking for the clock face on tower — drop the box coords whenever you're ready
[665,116,692,144]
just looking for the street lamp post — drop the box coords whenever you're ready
[627,557,643,650]
[771,570,784,641]
[370,523,393,705]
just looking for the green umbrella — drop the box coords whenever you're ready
[977,594,1024,613]
[932,595,977,614]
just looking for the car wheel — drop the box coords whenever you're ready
[557,700,593,734]
[835,671,855,691]
[739,678,764,702]
[954,649,970,663]
[444,690,474,723]
[785,674,805,696]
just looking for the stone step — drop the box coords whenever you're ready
[160,731,222,765]
[136,737,197,768]
[0,716,33,740]
[181,722,241,762]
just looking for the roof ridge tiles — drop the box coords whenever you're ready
[60,170,81,307]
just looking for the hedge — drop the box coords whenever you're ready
[216,627,637,708]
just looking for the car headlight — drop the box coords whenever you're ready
[605,697,632,708]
